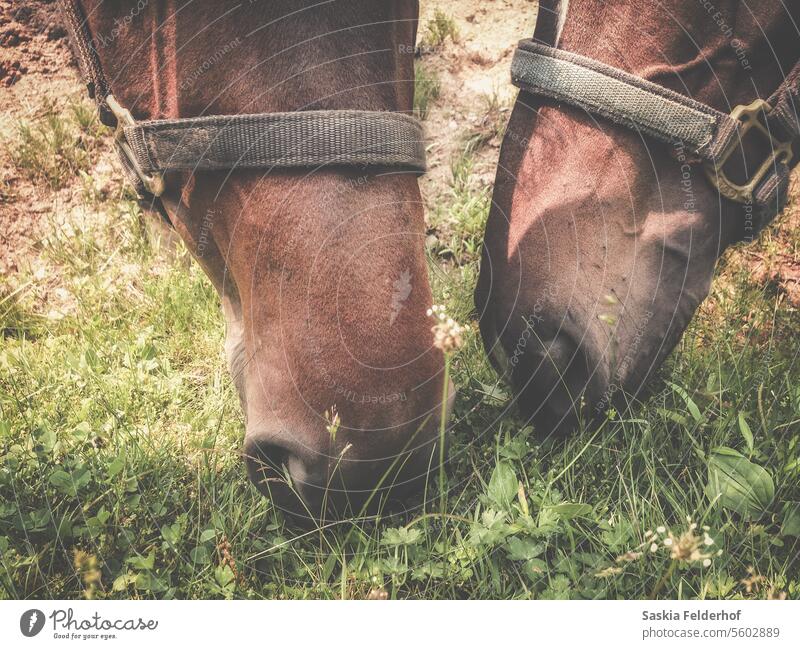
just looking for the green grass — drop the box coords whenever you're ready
[6,98,106,190]
[413,62,441,121]
[1,101,799,600]
[419,10,459,51]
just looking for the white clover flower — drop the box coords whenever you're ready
[428,305,464,352]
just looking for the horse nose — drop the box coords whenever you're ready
[507,329,608,437]
[242,393,455,522]
[242,431,324,518]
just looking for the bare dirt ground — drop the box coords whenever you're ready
[0,0,798,305]
[0,0,84,275]
[417,0,537,200]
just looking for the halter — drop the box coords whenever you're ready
[59,1,426,199]
[510,39,799,228]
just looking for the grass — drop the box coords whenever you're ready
[413,62,441,121]
[419,10,460,51]
[460,92,507,152]
[6,98,105,190]
[1,97,799,601]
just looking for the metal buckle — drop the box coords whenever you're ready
[106,94,165,197]
[704,99,794,204]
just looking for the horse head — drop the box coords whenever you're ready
[477,0,798,435]
[70,0,452,521]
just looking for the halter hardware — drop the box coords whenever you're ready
[703,99,794,205]
[106,94,166,197]
[510,39,799,228]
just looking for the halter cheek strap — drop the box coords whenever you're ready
[58,0,426,200]
[510,39,798,229]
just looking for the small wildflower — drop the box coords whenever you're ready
[217,535,241,585]
[73,549,102,599]
[740,566,767,594]
[428,305,464,352]
[619,519,720,576]
[367,587,389,600]
[646,518,718,567]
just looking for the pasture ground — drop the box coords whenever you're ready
[1,1,799,599]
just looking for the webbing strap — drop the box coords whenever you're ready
[510,39,741,159]
[125,110,427,174]
[59,0,112,121]
[510,38,799,228]
[768,63,800,138]
[57,0,427,199]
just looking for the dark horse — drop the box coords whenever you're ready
[477,0,799,435]
[63,0,452,522]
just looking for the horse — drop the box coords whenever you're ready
[60,0,453,522]
[476,0,799,435]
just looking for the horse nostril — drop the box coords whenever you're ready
[510,332,605,437]
[243,431,332,520]
[242,436,291,494]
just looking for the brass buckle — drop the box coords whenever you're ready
[106,94,165,197]
[704,99,794,204]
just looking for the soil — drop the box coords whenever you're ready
[0,0,80,276]
[0,0,67,86]
[417,0,538,201]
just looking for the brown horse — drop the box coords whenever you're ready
[65,0,451,521]
[476,0,799,435]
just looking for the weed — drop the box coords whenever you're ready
[460,93,507,153]
[7,98,106,190]
[420,10,459,50]
[414,63,441,120]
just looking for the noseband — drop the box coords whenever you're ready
[510,39,799,229]
[59,1,426,199]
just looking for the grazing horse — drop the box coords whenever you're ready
[477,0,799,435]
[62,0,451,521]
